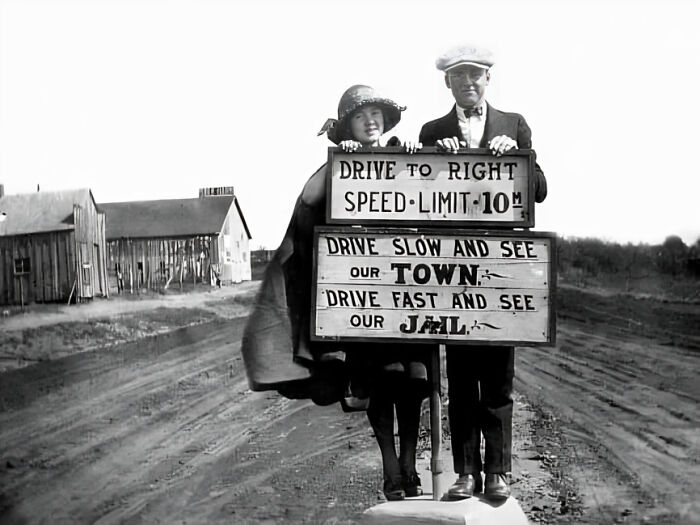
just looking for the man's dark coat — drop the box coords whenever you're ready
[419,103,547,203]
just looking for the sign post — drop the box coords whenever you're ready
[430,344,445,500]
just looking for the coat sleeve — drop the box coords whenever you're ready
[419,122,437,147]
[517,116,547,203]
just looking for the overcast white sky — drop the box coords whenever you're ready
[1,0,698,249]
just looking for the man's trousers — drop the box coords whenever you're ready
[446,345,514,475]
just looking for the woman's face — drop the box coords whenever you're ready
[349,105,384,145]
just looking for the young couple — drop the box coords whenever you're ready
[242,44,547,503]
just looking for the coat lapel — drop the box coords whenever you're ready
[481,103,514,147]
[441,106,463,141]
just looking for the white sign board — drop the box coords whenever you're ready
[326,148,535,227]
[312,228,556,345]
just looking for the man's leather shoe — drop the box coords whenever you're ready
[484,474,510,500]
[447,474,480,500]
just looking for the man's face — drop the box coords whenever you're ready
[349,105,384,145]
[445,65,490,108]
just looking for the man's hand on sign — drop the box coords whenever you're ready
[339,140,363,152]
[436,136,467,154]
[403,140,423,154]
[488,135,518,156]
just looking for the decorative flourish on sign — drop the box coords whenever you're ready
[483,270,509,279]
[481,269,509,281]
[471,320,502,331]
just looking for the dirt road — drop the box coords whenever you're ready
[1,284,698,524]
[0,318,384,524]
[516,287,700,524]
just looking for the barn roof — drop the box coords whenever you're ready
[0,188,96,236]
[100,195,251,240]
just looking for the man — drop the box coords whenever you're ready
[419,44,548,501]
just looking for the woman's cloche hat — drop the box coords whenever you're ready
[318,85,405,144]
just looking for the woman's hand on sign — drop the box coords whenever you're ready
[402,140,423,154]
[488,135,518,156]
[436,136,466,154]
[339,140,363,152]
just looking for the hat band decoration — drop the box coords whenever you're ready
[317,118,338,137]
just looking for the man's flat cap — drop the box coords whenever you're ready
[435,45,495,71]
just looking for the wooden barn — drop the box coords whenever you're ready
[100,187,251,293]
[0,186,108,306]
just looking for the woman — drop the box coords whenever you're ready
[242,85,429,501]
[323,85,429,500]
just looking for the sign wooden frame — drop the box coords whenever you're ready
[311,226,556,347]
[325,147,536,228]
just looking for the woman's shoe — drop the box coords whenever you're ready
[404,485,423,498]
[383,479,406,501]
[402,471,423,497]
[384,488,406,501]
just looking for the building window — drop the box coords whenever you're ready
[14,257,31,275]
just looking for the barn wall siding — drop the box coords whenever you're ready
[0,231,77,305]
[0,195,108,306]
[107,236,217,293]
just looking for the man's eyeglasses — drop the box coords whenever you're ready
[447,69,486,81]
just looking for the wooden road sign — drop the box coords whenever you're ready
[326,147,536,228]
[312,227,556,346]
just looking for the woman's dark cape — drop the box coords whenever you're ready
[241,164,347,405]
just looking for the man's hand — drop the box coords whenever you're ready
[339,140,362,152]
[436,136,467,154]
[403,140,422,154]
[488,135,517,156]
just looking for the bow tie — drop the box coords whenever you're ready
[463,106,483,118]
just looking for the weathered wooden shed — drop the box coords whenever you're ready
[100,187,251,293]
[0,187,108,306]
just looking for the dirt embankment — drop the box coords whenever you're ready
[0,283,258,372]
[0,283,698,524]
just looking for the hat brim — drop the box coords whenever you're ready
[332,98,405,144]
[444,61,491,71]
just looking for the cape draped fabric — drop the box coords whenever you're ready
[240,159,431,406]
[241,164,349,405]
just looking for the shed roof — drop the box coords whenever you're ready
[0,188,96,236]
[100,195,251,240]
